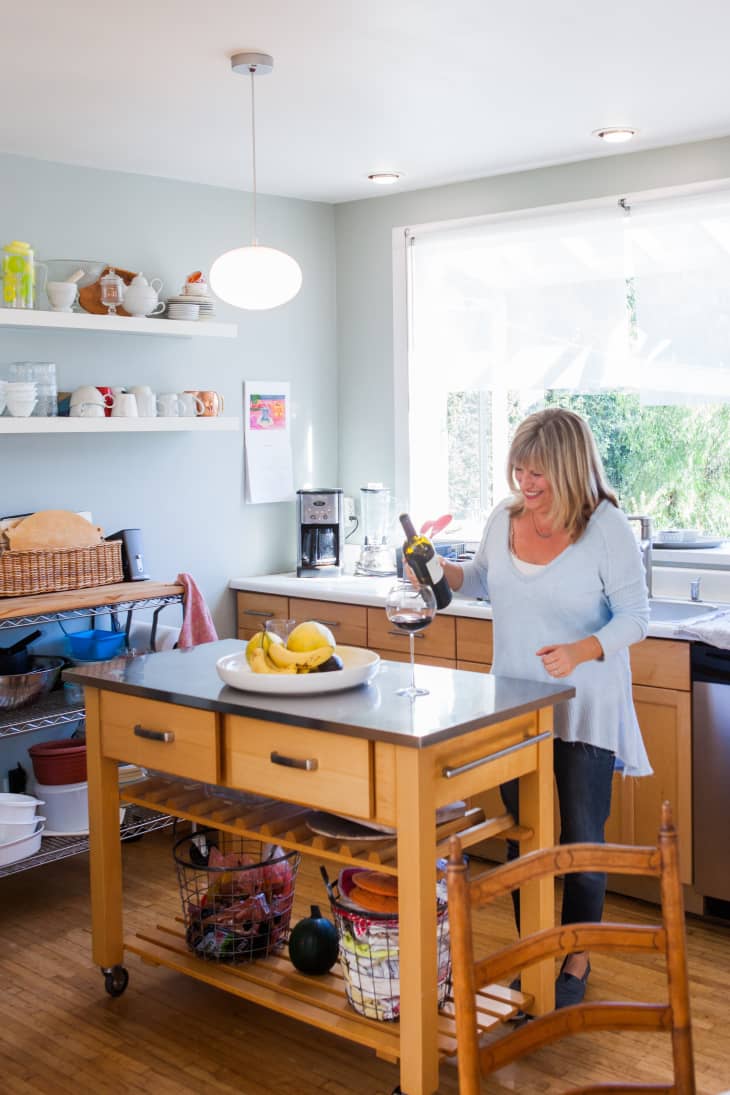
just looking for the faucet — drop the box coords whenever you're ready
[690,576,701,602]
[627,515,653,598]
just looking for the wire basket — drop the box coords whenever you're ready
[174,829,300,964]
[324,867,451,1022]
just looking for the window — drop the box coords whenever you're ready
[402,188,730,538]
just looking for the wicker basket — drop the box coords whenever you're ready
[0,541,123,596]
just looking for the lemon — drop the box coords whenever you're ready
[286,620,336,652]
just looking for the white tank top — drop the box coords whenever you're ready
[511,553,546,575]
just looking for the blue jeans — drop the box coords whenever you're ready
[500,739,616,929]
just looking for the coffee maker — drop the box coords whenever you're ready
[296,489,344,577]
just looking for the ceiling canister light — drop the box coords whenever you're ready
[593,127,637,144]
[368,172,402,185]
[209,52,303,311]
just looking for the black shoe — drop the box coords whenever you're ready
[555,958,591,1009]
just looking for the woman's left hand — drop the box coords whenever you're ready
[536,635,603,678]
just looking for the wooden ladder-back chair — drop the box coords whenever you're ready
[446,801,696,1095]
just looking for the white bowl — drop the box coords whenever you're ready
[0,793,45,823]
[0,815,46,842]
[216,645,381,696]
[6,400,37,417]
[0,819,44,866]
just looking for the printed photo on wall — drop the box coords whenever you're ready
[243,381,294,503]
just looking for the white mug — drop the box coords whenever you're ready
[130,386,157,417]
[70,401,104,418]
[177,391,205,417]
[71,385,104,406]
[156,392,184,417]
[111,393,139,418]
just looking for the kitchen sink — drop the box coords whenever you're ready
[649,599,717,622]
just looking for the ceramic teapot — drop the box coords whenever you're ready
[123,272,164,317]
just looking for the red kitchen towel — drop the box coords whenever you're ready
[176,572,219,648]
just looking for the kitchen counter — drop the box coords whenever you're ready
[70,640,571,1095]
[229,572,724,639]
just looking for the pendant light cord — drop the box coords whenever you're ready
[250,68,258,246]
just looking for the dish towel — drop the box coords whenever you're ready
[176,572,219,648]
[674,608,730,650]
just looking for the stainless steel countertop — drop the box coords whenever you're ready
[64,638,574,749]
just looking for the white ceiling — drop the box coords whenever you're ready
[4,0,730,204]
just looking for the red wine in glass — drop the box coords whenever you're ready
[385,580,437,697]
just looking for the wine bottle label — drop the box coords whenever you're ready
[425,555,442,584]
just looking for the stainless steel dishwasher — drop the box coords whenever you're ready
[692,641,730,902]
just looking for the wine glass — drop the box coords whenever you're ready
[385,579,437,697]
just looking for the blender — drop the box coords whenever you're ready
[355,484,397,576]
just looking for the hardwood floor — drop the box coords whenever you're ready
[1,829,728,1094]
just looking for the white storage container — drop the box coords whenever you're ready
[34,780,88,834]
[0,815,46,842]
[0,819,44,866]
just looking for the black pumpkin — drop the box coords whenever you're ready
[288,904,339,974]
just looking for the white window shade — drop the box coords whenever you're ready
[628,189,730,403]
[410,204,632,397]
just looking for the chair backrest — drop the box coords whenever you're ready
[446,801,696,1094]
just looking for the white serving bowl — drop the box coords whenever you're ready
[0,815,46,842]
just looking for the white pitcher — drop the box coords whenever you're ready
[123,273,164,317]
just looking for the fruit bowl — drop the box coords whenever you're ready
[216,646,381,695]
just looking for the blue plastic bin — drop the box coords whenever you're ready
[67,629,126,661]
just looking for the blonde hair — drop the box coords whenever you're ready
[507,408,618,538]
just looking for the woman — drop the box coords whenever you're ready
[439,407,650,1008]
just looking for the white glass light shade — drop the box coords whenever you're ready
[209,244,303,310]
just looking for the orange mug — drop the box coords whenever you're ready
[185,389,224,417]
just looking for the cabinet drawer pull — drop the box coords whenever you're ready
[387,628,425,640]
[134,724,175,744]
[442,729,551,779]
[316,619,341,628]
[270,750,318,772]
[243,609,277,618]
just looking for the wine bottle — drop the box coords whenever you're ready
[399,513,452,609]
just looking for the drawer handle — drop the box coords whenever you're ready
[387,628,425,640]
[134,724,175,744]
[316,619,341,628]
[270,750,318,772]
[243,609,277,618]
[442,729,551,779]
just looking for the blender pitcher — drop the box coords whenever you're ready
[1,241,46,309]
[355,484,397,575]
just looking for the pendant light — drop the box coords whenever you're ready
[210,52,303,311]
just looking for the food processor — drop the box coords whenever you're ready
[355,484,397,576]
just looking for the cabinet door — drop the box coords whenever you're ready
[289,598,367,648]
[456,618,493,667]
[632,684,692,884]
[371,647,456,669]
[236,592,289,639]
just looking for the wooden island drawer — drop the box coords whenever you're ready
[289,598,367,648]
[367,607,456,660]
[100,693,219,782]
[237,591,290,638]
[223,715,373,816]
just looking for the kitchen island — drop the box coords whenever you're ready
[66,640,573,1095]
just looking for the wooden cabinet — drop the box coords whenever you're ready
[236,591,290,638]
[289,597,367,647]
[606,638,692,891]
[100,693,219,783]
[367,607,456,663]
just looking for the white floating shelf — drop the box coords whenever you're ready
[0,417,240,434]
[0,309,237,339]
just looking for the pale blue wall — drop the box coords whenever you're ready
[334,135,730,503]
[0,153,337,637]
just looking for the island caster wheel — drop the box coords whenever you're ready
[103,964,129,997]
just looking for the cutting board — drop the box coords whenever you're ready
[6,510,103,551]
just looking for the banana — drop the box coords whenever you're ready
[249,648,296,674]
[266,641,335,671]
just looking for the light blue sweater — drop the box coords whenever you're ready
[459,499,651,776]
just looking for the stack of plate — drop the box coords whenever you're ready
[165,292,217,322]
